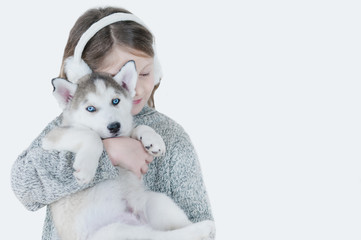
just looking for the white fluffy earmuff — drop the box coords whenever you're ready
[64,12,162,85]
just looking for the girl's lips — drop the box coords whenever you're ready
[133,98,142,105]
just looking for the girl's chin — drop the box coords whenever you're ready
[131,103,144,115]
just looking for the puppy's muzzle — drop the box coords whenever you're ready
[107,122,121,134]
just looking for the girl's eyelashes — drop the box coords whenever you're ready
[111,72,150,78]
[109,64,152,78]
[139,72,150,77]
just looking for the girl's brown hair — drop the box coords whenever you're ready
[60,7,159,108]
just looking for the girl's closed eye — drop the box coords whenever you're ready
[139,72,150,77]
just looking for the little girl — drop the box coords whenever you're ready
[11,6,214,240]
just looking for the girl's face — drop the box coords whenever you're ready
[95,45,155,115]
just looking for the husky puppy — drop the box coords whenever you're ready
[42,61,214,240]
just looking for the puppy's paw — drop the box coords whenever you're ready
[42,137,55,150]
[73,156,98,185]
[73,170,94,185]
[200,220,216,239]
[42,129,61,150]
[132,125,166,157]
[186,220,215,240]
[140,132,166,157]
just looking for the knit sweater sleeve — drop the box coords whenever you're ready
[168,126,214,224]
[11,116,119,211]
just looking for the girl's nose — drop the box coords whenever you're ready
[134,82,143,96]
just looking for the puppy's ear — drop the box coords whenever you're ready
[113,60,138,97]
[51,78,78,109]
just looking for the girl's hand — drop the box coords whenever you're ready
[103,137,154,178]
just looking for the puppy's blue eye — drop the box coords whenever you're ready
[86,106,96,112]
[112,98,120,105]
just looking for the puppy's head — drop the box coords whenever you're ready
[52,61,138,138]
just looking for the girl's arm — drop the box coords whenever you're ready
[11,116,119,211]
[169,131,214,224]
[103,137,154,179]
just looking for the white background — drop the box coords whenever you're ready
[1,0,361,239]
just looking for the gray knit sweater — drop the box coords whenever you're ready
[11,105,214,239]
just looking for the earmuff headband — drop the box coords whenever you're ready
[65,12,162,85]
[73,13,149,63]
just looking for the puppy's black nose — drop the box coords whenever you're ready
[107,122,121,133]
